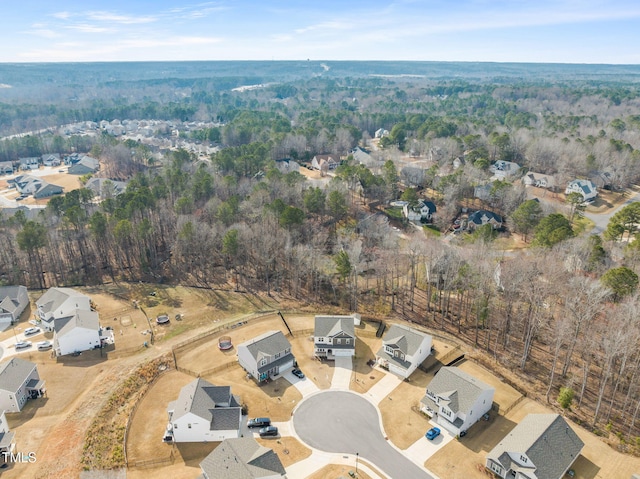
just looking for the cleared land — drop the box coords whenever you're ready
[256,437,311,468]
[307,464,374,479]
[350,335,385,394]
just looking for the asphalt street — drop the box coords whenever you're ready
[293,391,434,479]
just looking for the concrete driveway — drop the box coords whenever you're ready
[282,369,320,397]
[331,356,352,389]
[293,391,435,479]
[404,423,455,464]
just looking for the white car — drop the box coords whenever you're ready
[15,341,32,350]
[24,327,41,336]
[36,341,52,351]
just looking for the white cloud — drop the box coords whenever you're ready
[85,11,157,25]
[24,28,61,39]
[51,11,72,20]
[64,23,112,33]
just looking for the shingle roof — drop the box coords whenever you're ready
[170,378,241,430]
[314,316,355,338]
[487,414,584,479]
[238,331,292,363]
[0,285,27,316]
[382,324,430,357]
[200,438,286,479]
[468,210,502,226]
[54,309,100,337]
[36,287,89,315]
[425,367,494,415]
[0,358,36,393]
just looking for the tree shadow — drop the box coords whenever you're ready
[5,397,49,428]
[174,441,219,467]
[458,414,517,454]
[570,454,600,479]
[56,348,108,367]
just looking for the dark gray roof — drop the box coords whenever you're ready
[200,438,286,479]
[257,353,295,374]
[0,358,37,393]
[468,210,502,225]
[314,315,355,338]
[54,309,100,337]
[382,324,430,357]
[425,367,494,415]
[487,414,584,479]
[238,331,291,363]
[170,378,241,430]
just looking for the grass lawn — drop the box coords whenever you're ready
[256,436,311,468]
[289,335,333,389]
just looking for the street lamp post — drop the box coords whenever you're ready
[355,452,359,476]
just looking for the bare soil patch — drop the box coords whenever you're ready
[256,436,311,468]
[350,336,384,394]
[306,464,374,479]
[378,368,435,450]
[202,364,302,422]
[126,369,194,463]
[289,335,333,389]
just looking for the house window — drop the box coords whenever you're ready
[188,424,192,429]
[345,338,351,345]
[285,348,291,354]
[337,338,342,345]
[317,337,324,342]
[520,455,527,463]
[174,424,178,429]
[260,359,267,367]
[490,463,502,474]
[275,352,280,359]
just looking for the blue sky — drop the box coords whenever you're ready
[3,1,640,63]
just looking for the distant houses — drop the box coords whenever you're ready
[84,177,127,199]
[0,161,13,175]
[8,174,63,199]
[166,378,242,443]
[68,156,99,175]
[522,172,557,190]
[274,158,300,175]
[237,331,295,382]
[19,157,39,171]
[490,160,521,180]
[311,154,338,173]
[42,153,61,167]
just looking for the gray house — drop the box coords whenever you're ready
[68,156,99,175]
[0,161,13,175]
[0,358,46,413]
[314,314,358,359]
[19,157,39,170]
[420,366,495,436]
[486,414,584,479]
[237,331,295,382]
[376,324,432,379]
[84,177,127,199]
[166,378,242,443]
[0,285,29,324]
[200,437,286,479]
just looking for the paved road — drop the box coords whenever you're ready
[584,190,640,234]
[293,391,434,479]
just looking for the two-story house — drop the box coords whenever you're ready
[0,411,15,455]
[166,378,242,443]
[0,358,46,413]
[314,314,358,360]
[376,324,432,379]
[420,366,495,436]
[53,309,102,356]
[237,331,295,382]
[199,438,286,479]
[35,287,91,331]
[0,285,29,324]
[467,210,503,231]
[486,414,584,479]
[565,179,598,202]
[490,160,521,180]
[402,199,437,224]
[522,172,557,190]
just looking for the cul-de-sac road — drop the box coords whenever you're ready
[293,390,435,479]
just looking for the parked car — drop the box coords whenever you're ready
[292,368,305,379]
[15,341,32,350]
[258,426,278,437]
[425,427,441,440]
[247,417,271,428]
[24,327,41,336]
[36,341,52,351]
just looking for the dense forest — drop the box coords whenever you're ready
[2,61,640,451]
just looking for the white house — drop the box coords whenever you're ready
[19,157,39,170]
[0,285,29,324]
[490,160,521,180]
[274,158,301,175]
[522,172,557,190]
[486,414,584,479]
[402,199,437,223]
[199,438,286,479]
[374,128,389,138]
[314,314,358,359]
[0,161,14,175]
[237,331,295,382]
[420,366,495,436]
[53,309,101,356]
[565,179,598,202]
[42,154,61,167]
[166,378,242,443]
[0,358,46,413]
[376,324,432,379]
[0,411,15,454]
[35,287,91,331]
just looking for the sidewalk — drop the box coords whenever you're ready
[363,372,402,405]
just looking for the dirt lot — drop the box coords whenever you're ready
[350,336,385,394]
[256,436,311,468]
[378,367,435,450]
[126,369,194,463]
[290,335,333,389]
[307,464,374,479]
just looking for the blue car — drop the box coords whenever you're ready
[425,427,441,440]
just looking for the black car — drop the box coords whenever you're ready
[259,426,278,437]
[247,417,271,428]
[292,368,305,379]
